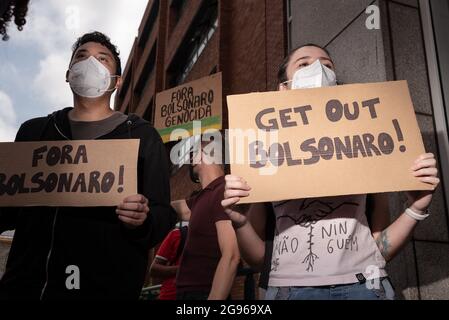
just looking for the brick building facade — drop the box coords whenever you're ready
[113,0,286,299]
[114,0,286,201]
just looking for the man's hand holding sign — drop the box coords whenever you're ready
[116,194,150,228]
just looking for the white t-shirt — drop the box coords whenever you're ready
[268,194,387,287]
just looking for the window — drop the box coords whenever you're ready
[169,0,188,34]
[286,0,293,51]
[143,98,154,124]
[176,18,217,84]
[139,0,160,48]
[167,0,218,87]
[134,42,157,96]
[119,70,132,99]
[210,65,218,75]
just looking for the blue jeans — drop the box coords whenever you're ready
[266,278,395,300]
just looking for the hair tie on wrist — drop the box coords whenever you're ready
[405,207,430,221]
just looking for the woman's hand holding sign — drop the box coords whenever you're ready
[222,175,252,229]
[116,194,150,228]
[222,175,267,269]
[407,153,440,214]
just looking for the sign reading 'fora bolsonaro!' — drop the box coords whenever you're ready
[155,73,222,143]
[0,140,139,207]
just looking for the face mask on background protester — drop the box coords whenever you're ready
[68,56,118,98]
[290,59,337,89]
[189,164,200,184]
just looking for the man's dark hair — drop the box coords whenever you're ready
[277,43,331,83]
[70,31,122,76]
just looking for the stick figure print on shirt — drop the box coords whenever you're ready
[274,199,359,272]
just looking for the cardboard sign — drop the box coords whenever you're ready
[0,139,139,207]
[227,81,433,204]
[155,72,223,143]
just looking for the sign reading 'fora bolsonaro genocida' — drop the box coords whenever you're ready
[155,73,222,143]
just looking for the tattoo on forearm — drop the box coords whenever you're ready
[376,230,391,259]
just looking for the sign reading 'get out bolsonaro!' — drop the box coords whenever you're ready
[227,81,433,203]
[155,72,223,143]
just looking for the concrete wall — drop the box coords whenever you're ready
[289,0,449,299]
[385,0,449,300]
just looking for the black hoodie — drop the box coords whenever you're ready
[0,107,176,300]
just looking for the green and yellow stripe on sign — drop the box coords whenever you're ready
[157,116,222,143]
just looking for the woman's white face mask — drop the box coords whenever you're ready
[287,59,337,90]
[68,56,118,98]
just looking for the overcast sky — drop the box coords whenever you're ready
[0,0,148,141]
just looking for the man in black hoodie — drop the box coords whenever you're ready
[0,31,176,300]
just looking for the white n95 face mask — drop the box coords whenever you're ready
[68,56,117,98]
[291,59,337,89]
